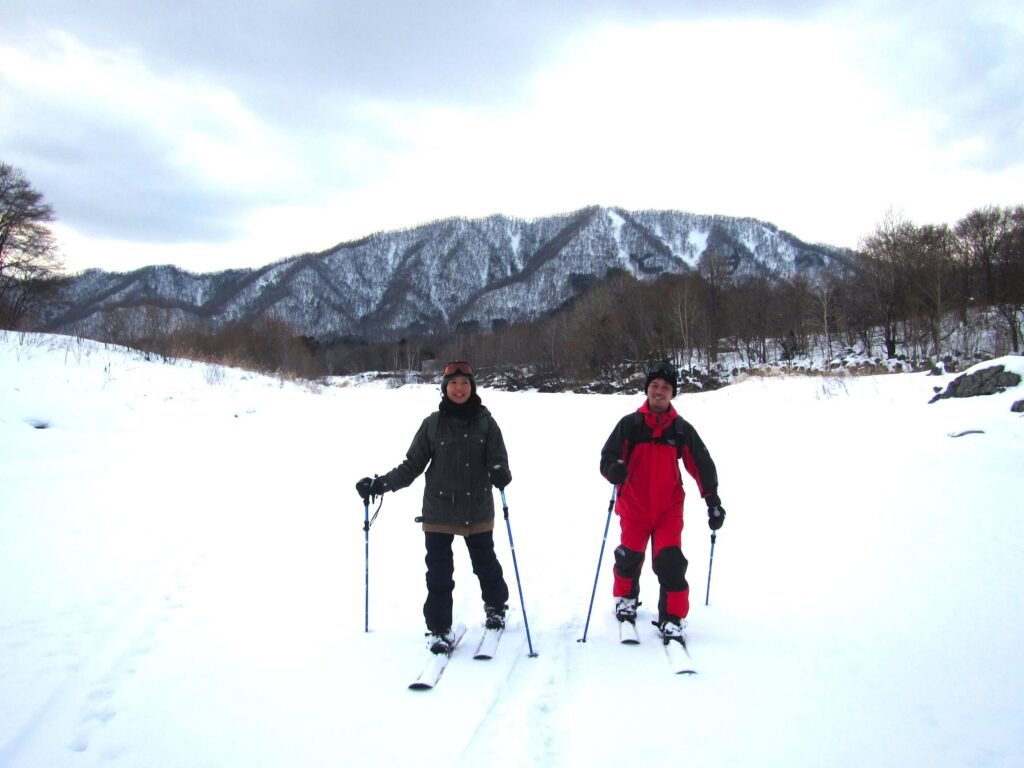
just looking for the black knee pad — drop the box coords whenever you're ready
[614,545,645,579]
[653,546,688,591]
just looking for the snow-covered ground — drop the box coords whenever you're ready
[2,331,1023,768]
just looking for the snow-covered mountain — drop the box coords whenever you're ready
[39,206,847,341]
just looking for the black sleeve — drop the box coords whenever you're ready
[677,417,719,498]
[381,416,434,492]
[600,414,635,478]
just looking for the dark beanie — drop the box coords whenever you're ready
[442,369,477,397]
[645,361,678,397]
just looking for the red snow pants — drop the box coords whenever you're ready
[612,504,690,620]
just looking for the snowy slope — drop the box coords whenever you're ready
[1,332,1022,768]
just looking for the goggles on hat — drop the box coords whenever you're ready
[443,361,474,376]
[647,362,676,379]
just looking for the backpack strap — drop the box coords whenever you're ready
[426,411,440,453]
[621,412,644,465]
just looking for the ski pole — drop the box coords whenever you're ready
[704,531,717,607]
[500,489,538,658]
[361,478,384,632]
[363,497,370,632]
[578,486,616,643]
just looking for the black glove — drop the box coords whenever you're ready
[605,460,627,485]
[705,493,726,530]
[356,476,386,501]
[489,464,512,490]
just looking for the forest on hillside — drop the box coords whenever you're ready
[152,205,1021,391]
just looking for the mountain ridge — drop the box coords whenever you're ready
[38,205,850,342]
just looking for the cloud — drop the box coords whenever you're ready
[2,1,570,109]
[2,0,1022,273]
[310,20,911,241]
[838,0,1024,170]
[0,32,307,242]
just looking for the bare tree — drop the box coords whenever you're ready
[0,163,65,327]
[729,275,773,366]
[859,212,917,358]
[663,274,701,368]
[775,275,811,360]
[808,275,839,361]
[992,205,1024,352]
[909,224,957,357]
[954,207,1001,307]
[697,246,733,363]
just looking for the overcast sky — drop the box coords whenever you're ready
[2,1,1022,274]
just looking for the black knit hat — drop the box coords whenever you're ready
[645,361,677,397]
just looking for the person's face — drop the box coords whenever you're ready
[646,378,673,412]
[446,375,472,404]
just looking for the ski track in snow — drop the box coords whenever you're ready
[66,565,191,758]
[0,557,194,764]
[458,619,568,766]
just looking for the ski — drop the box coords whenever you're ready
[408,623,466,690]
[473,626,503,660]
[662,635,696,675]
[618,619,640,644]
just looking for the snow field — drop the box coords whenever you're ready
[1,333,1022,767]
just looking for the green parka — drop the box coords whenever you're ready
[381,404,510,535]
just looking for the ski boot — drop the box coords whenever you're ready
[615,597,638,624]
[425,627,458,655]
[656,616,688,644]
[484,603,507,630]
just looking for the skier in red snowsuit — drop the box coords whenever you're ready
[599,361,726,638]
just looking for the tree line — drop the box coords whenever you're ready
[327,205,1023,389]
[3,161,1022,388]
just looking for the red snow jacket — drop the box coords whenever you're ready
[600,402,718,521]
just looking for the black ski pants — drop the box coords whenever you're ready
[423,530,509,634]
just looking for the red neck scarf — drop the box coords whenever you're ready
[638,401,677,438]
